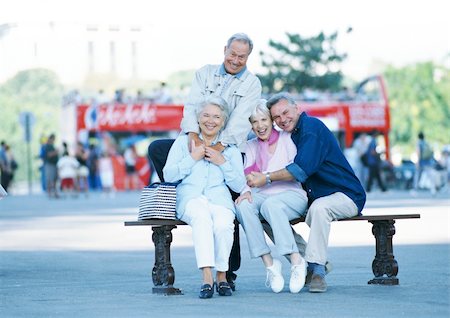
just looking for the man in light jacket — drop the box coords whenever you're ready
[148,33,262,289]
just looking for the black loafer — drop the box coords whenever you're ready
[199,284,214,299]
[216,282,232,296]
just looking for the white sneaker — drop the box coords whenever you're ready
[289,258,306,293]
[265,259,284,293]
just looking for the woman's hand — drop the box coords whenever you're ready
[235,191,252,204]
[204,146,225,166]
[190,140,205,161]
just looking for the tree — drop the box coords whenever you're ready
[258,31,347,94]
[0,68,63,183]
[384,62,450,152]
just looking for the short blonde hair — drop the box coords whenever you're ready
[249,99,270,122]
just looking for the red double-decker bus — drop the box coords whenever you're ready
[299,75,391,159]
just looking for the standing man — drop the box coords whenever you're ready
[0,141,11,191]
[365,130,387,192]
[148,33,262,289]
[413,132,434,190]
[43,134,60,198]
[247,92,366,293]
[352,132,371,186]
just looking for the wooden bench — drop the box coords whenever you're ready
[125,213,420,295]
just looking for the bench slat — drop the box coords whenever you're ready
[342,214,420,222]
[125,219,186,226]
[124,213,420,227]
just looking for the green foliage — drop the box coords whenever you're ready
[258,31,347,94]
[384,62,450,152]
[0,68,63,183]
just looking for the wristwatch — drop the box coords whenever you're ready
[265,172,272,185]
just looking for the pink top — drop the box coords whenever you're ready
[242,130,307,197]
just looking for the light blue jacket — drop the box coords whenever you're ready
[180,64,262,150]
[162,134,246,218]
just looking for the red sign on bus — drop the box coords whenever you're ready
[77,103,184,132]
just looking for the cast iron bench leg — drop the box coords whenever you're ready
[151,225,183,295]
[368,220,399,285]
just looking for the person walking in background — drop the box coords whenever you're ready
[414,132,438,195]
[247,93,366,293]
[365,130,387,192]
[352,133,372,187]
[0,141,10,191]
[75,142,89,196]
[438,147,450,192]
[98,152,115,197]
[0,143,17,192]
[148,32,262,290]
[163,97,246,299]
[235,101,308,294]
[87,143,100,190]
[124,145,140,190]
[43,134,59,198]
[57,149,80,198]
[5,144,18,189]
[38,135,48,192]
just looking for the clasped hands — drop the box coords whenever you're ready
[190,140,225,165]
[245,171,266,188]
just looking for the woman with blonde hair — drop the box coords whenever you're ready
[235,100,308,294]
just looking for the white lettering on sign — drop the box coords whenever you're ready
[98,104,157,127]
[349,104,386,128]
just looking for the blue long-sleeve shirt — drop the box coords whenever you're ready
[163,134,246,218]
[286,113,366,214]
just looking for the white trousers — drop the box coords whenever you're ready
[305,192,358,265]
[179,196,235,272]
[235,191,308,258]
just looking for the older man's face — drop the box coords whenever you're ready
[223,40,250,75]
[270,100,301,133]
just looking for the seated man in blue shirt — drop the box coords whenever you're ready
[246,92,366,293]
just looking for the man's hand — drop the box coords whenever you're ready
[190,140,205,161]
[204,146,225,166]
[246,171,266,188]
[235,191,252,205]
[209,142,225,153]
[188,132,203,152]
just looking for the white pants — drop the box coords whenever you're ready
[235,191,308,258]
[179,196,235,272]
[305,192,358,265]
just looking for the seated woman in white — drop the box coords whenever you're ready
[163,96,246,299]
[235,100,308,294]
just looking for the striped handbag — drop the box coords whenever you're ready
[138,182,179,220]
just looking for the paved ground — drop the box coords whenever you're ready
[0,189,449,317]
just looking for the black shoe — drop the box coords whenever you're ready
[226,272,237,291]
[199,284,214,299]
[215,282,232,296]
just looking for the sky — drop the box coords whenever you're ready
[0,0,449,81]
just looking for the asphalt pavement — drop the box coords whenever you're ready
[0,189,449,317]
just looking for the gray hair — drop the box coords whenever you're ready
[196,96,230,125]
[249,99,270,122]
[227,33,253,55]
[266,92,297,110]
